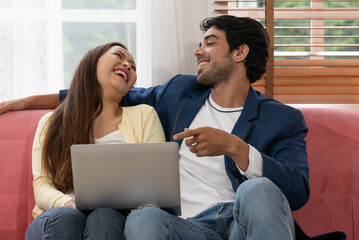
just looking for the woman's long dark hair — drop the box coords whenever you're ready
[41,42,128,193]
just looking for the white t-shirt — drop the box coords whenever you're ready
[179,94,263,219]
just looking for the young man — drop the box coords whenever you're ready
[120,15,309,240]
[0,16,310,239]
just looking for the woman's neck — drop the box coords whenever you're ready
[93,98,123,139]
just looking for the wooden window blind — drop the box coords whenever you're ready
[211,0,359,103]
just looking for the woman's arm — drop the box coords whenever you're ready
[32,112,72,211]
[119,105,165,143]
[141,105,166,143]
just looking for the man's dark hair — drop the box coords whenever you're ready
[200,15,269,84]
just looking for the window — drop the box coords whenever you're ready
[209,0,359,103]
[0,0,150,101]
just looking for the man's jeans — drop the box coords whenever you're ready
[124,177,295,240]
[25,207,125,240]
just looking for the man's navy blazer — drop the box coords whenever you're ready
[123,74,310,212]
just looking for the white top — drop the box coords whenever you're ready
[179,94,263,219]
[94,130,126,144]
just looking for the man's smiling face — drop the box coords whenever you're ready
[194,27,235,87]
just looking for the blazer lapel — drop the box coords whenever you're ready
[231,86,259,140]
[172,88,211,145]
[226,87,261,190]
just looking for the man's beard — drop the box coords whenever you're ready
[197,53,234,87]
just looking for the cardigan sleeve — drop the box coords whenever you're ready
[32,112,72,217]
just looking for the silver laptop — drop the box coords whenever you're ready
[70,142,180,211]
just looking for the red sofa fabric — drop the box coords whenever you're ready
[293,108,359,240]
[0,108,358,239]
[0,110,50,240]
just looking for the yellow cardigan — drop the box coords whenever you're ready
[31,104,165,218]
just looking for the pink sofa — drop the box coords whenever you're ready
[0,108,358,239]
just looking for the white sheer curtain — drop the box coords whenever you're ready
[150,0,208,86]
[0,0,63,102]
[0,0,145,102]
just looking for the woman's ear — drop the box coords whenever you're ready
[233,44,249,63]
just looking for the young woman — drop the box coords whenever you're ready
[25,42,165,239]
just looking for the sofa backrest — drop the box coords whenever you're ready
[293,108,359,240]
[0,108,358,239]
[0,110,51,240]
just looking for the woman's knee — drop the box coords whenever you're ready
[25,207,86,240]
[47,207,86,224]
[87,208,125,227]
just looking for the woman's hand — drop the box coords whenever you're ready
[64,197,76,209]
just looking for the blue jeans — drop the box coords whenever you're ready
[124,177,295,240]
[25,207,125,240]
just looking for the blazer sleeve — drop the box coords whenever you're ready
[261,108,309,211]
[122,75,180,108]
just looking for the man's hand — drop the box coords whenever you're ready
[0,94,59,115]
[173,127,250,171]
[0,98,28,115]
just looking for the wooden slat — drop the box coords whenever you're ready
[275,36,359,38]
[273,86,359,94]
[275,68,359,77]
[274,52,359,57]
[274,94,359,104]
[265,0,274,98]
[274,76,359,85]
[219,10,359,20]
[275,26,359,29]
[252,78,266,85]
[221,8,359,11]
[275,44,359,47]
[252,85,266,94]
[215,1,359,2]
[275,59,359,67]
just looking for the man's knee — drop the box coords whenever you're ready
[234,178,290,219]
[236,177,280,200]
[125,207,170,238]
[233,178,295,239]
[126,206,166,225]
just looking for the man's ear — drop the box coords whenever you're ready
[233,44,249,63]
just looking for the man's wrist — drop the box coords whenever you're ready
[229,135,249,171]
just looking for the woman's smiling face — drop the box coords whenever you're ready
[96,45,137,100]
